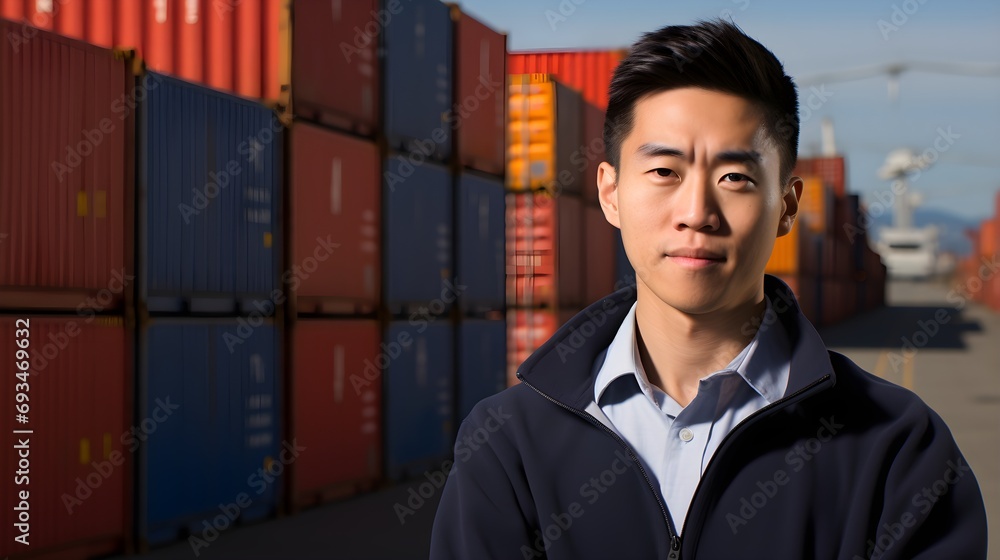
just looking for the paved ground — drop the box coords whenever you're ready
[111,279,999,560]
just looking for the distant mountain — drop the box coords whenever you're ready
[864,207,977,256]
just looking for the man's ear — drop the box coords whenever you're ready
[598,162,621,228]
[777,176,803,237]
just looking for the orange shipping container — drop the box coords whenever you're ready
[508,49,626,109]
[507,74,584,193]
[797,176,833,235]
[980,218,996,259]
[794,156,847,197]
[765,221,800,275]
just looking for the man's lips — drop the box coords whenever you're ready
[666,249,725,268]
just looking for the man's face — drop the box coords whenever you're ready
[597,87,801,314]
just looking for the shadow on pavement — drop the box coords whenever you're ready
[817,304,983,350]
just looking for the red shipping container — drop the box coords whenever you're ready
[795,156,847,197]
[289,122,380,314]
[0,316,130,559]
[3,0,286,103]
[581,102,605,205]
[451,5,506,176]
[507,308,577,386]
[506,192,584,308]
[0,23,136,311]
[584,205,615,304]
[292,0,380,134]
[289,319,381,507]
[508,49,626,109]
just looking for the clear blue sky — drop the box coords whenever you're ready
[460,0,1000,224]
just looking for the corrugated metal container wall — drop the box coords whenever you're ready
[384,156,452,312]
[384,321,454,481]
[289,122,379,315]
[795,156,846,197]
[141,73,281,314]
[506,192,584,308]
[383,0,452,160]
[507,50,626,109]
[555,195,584,308]
[584,205,615,303]
[291,0,380,135]
[0,316,129,559]
[0,22,135,311]
[581,102,605,205]
[765,223,800,275]
[507,74,584,193]
[139,318,280,546]
[457,172,505,315]
[1,0,286,102]
[289,319,380,507]
[452,5,506,175]
[457,318,507,421]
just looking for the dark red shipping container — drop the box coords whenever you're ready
[0,21,135,311]
[795,156,847,197]
[584,205,615,304]
[451,5,506,175]
[289,122,380,314]
[289,319,381,508]
[507,308,577,386]
[292,0,380,135]
[1,316,130,559]
[507,49,625,109]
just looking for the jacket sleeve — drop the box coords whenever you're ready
[874,405,988,560]
[429,415,536,559]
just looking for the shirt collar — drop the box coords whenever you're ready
[593,295,790,407]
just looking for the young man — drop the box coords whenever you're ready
[430,20,987,560]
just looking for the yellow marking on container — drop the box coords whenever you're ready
[264,232,273,248]
[104,433,113,459]
[77,192,88,217]
[80,438,91,464]
[95,190,107,218]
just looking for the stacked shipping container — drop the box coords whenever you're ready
[0,24,133,559]
[767,156,886,326]
[955,190,1000,312]
[0,0,289,102]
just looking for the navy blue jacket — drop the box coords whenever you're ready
[430,276,988,559]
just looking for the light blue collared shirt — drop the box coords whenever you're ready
[592,296,791,534]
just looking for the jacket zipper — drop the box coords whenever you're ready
[518,372,833,560]
[517,376,683,559]
[678,374,833,542]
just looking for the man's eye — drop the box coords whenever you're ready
[722,173,754,185]
[651,168,675,178]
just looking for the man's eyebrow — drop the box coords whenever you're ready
[635,143,685,159]
[716,150,763,167]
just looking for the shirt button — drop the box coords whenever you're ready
[679,428,694,442]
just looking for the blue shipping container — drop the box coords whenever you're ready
[139,318,281,546]
[457,172,505,314]
[383,0,452,161]
[384,320,454,481]
[384,155,452,312]
[457,318,507,421]
[140,72,282,314]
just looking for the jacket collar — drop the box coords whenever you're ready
[516,274,836,412]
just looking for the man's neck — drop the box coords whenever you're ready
[634,280,767,408]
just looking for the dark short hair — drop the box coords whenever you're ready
[605,19,799,184]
